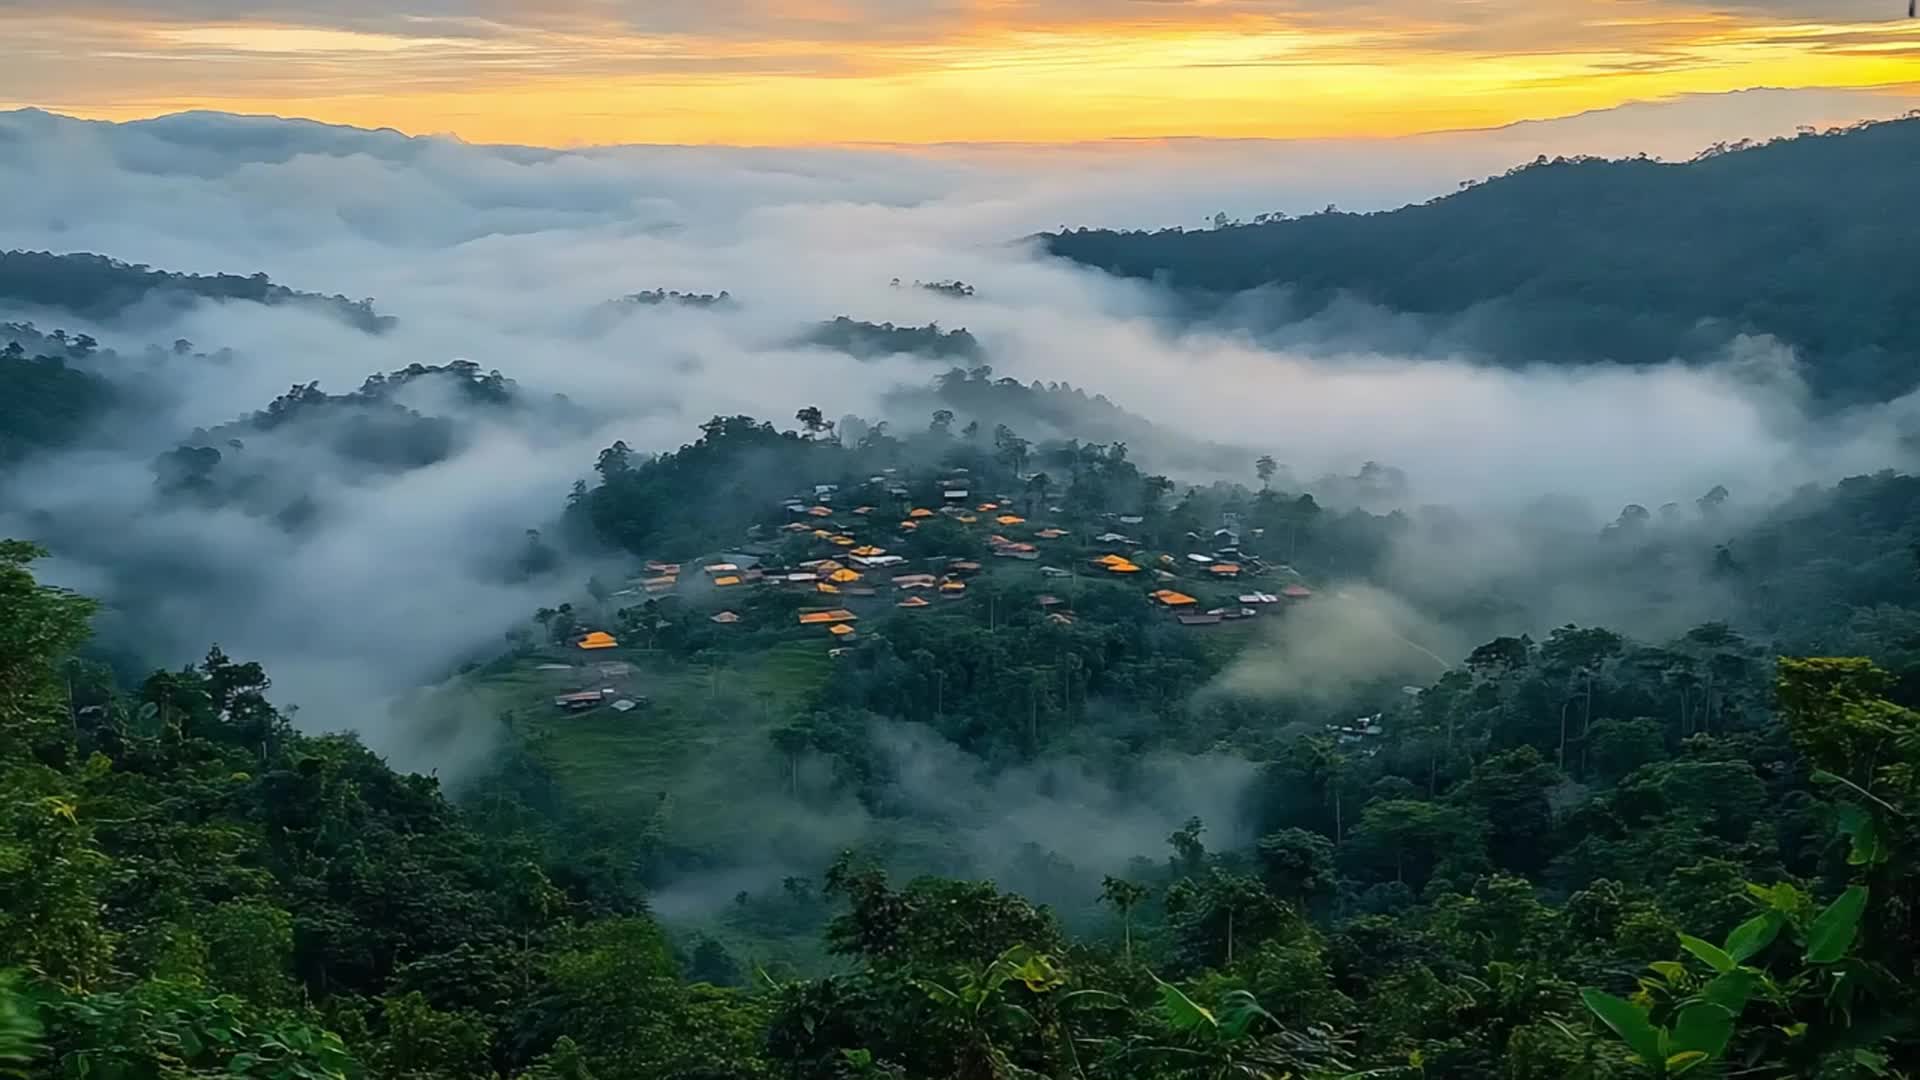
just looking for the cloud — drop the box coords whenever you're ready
[3,103,1919,900]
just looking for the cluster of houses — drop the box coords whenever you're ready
[544,657,646,715]
[580,466,1321,664]
[1326,713,1387,756]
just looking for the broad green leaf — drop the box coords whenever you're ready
[1669,1003,1735,1062]
[1666,1051,1709,1074]
[1835,804,1886,866]
[1805,886,1868,964]
[1648,961,1687,983]
[1723,913,1782,964]
[1699,970,1757,1015]
[1580,989,1661,1065]
[1154,977,1216,1035]
[1677,934,1734,973]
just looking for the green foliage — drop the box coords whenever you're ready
[1046,118,1920,403]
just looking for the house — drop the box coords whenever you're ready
[898,595,932,609]
[645,560,681,575]
[1208,563,1242,578]
[976,502,1000,512]
[944,489,970,501]
[948,561,983,574]
[577,631,619,650]
[852,506,875,516]
[1118,515,1145,526]
[1046,612,1076,626]
[713,575,743,587]
[1186,553,1215,565]
[1176,613,1224,627]
[710,611,741,624]
[1239,592,1280,605]
[596,661,632,679]
[786,572,820,584]
[798,609,858,625]
[940,580,967,594]
[957,514,979,524]
[1040,566,1072,578]
[553,690,608,711]
[535,663,573,672]
[909,508,935,519]
[900,520,919,531]
[705,563,740,575]
[1037,595,1063,608]
[808,506,834,517]
[852,554,906,569]
[1282,584,1314,600]
[993,547,1040,561]
[828,623,857,638]
[816,582,841,594]
[814,483,839,497]
[610,698,640,713]
[995,514,1026,526]
[893,574,938,589]
[782,522,812,533]
[1036,528,1068,540]
[1094,531,1133,544]
[828,568,862,583]
[850,545,886,557]
[830,535,856,547]
[1151,589,1198,607]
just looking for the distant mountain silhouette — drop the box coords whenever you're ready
[0,250,396,333]
[1045,115,1920,404]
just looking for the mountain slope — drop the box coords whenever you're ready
[1044,116,1920,403]
[0,250,397,332]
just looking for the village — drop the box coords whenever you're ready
[534,463,1318,714]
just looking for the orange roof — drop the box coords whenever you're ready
[830,536,856,547]
[977,503,999,512]
[813,529,834,539]
[996,515,1026,526]
[828,568,862,583]
[800,609,857,624]
[1098,554,1132,567]
[1209,563,1242,575]
[900,521,919,530]
[828,623,856,636]
[957,515,979,524]
[941,580,967,592]
[898,596,931,608]
[815,560,846,572]
[909,508,935,518]
[851,545,885,556]
[816,582,841,594]
[577,631,619,650]
[713,575,742,587]
[1106,561,1142,574]
[1152,589,1198,606]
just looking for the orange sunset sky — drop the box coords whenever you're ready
[4,0,1919,145]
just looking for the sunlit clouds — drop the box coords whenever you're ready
[2,0,1917,144]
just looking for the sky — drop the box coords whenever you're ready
[4,0,1919,144]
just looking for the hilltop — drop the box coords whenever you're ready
[1044,115,1920,403]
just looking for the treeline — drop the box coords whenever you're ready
[9,532,1920,1077]
[806,317,983,361]
[0,326,115,462]
[0,250,397,333]
[1044,115,1920,404]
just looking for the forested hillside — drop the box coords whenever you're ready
[1044,116,1920,403]
[0,251,397,333]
